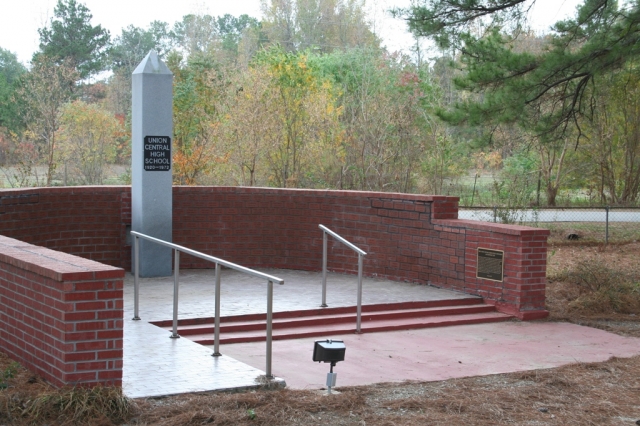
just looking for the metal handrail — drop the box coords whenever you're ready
[131,230,284,378]
[318,224,367,333]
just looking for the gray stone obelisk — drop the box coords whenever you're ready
[131,51,173,277]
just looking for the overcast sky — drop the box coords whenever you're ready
[1,0,582,65]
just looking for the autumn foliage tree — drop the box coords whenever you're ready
[260,0,378,53]
[18,55,77,186]
[313,48,449,192]
[57,100,122,185]
[218,66,280,186]
[0,133,41,188]
[0,0,636,209]
[253,47,343,188]
[169,53,228,185]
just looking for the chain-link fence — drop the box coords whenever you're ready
[459,206,640,244]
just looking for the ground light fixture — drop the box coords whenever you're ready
[313,339,346,394]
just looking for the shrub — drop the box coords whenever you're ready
[560,259,640,314]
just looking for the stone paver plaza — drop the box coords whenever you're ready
[122,268,640,396]
[122,268,471,397]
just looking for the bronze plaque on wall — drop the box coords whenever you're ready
[477,248,504,282]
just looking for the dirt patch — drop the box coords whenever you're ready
[1,242,639,425]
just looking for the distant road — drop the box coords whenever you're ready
[458,209,640,223]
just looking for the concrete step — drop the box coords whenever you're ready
[151,298,515,344]
[151,298,485,328]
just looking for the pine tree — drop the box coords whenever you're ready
[37,0,110,80]
[397,0,640,142]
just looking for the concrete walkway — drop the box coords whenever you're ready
[219,321,640,390]
[123,269,640,397]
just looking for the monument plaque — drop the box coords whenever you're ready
[477,248,504,282]
[143,136,171,171]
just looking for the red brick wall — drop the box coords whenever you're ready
[171,188,449,281]
[0,187,129,268]
[433,219,550,320]
[1,186,549,320]
[0,235,124,387]
[170,188,548,319]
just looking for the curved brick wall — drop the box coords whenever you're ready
[172,188,460,285]
[0,186,549,318]
[0,187,130,267]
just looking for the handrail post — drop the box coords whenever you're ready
[213,262,222,357]
[129,230,284,377]
[170,249,180,339]
[319,224,367,333]
[321,231,328,307]
[133,235,140,320]
[356,253,363,334]
[266,280,274,378]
